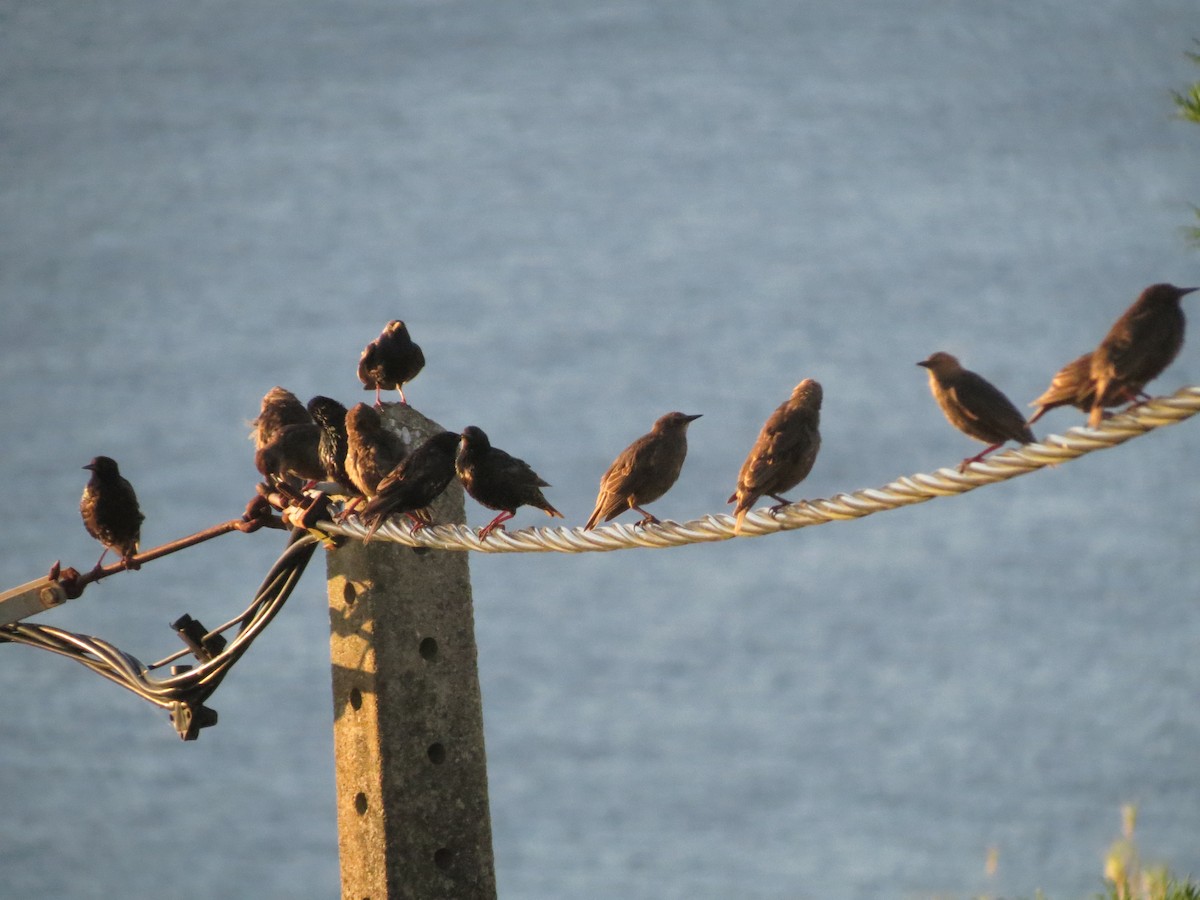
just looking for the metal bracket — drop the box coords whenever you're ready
[0,578,68,627]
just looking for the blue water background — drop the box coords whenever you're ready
[2,2,1199,897]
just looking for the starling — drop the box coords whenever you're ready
[1026,352,1143,425]
[918,352,1035,472]
[344,403,407,499]
[358,320,425,406]
[80,456,145,571]
[1088,283,1197,428]
[255,423,325,485]
[455,425,562,539]
[359,431,461,538]
[250,386,311,450]
[584,411,701,529]
[306,396,353,493]
[728,379,821,533]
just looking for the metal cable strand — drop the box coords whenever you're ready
[322,386,1200,554]
[0,532,319,708]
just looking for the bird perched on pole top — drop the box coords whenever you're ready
[918,352,1035,472]
[455,425,562,540]
[344,403,407,500]
[359,430,461,539]
[358,320,425,406]
[584,411,701,530]
[1088,283,1197,428]
[728,379,821,534]
[80,456,145,572]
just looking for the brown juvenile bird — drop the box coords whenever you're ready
[358,320,425,406]
[249,386,311,450]
[80,456,145,572]
[1027,352,1094,425]
[918,352,1035,472]
[359,431,461,538]
[584,411,701,529]
[1088,283,1197,428]
[455,425,562,539]
[344,403,407,499]
[1026,352,1143,425]
[307,395,354,494]
[255,423,325,486]
[728,379,821,534]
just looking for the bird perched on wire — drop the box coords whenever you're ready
[584,411,701,529]
[728,379,821,534]
[358,320,425,406]
[249,386,311,450]
[1026,352,1096,426]
[80,456,145,572]
[307,395,353,494]
[344,403,407,500]
[255,423,325,487]
[359,431,461,539]
[918,352,1035,472]
[1087,283,1197,428]
[455,425,562,539]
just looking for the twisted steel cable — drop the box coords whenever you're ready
[321,386,1200,554]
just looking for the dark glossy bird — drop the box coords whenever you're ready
[255,423,325,486]
[455,425,562,539]
[728,379,821,533]
[250,386,311,450]
[344,403,407,499]
[584,411,701,529]
[359,431,461,538]
[80,456,145,572]
[358,320,425,406]
[918,352,1035,471]
[306,396,353,493]
[1088,283,1197,428]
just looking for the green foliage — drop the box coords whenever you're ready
[1171,45,1200,123]
[1174,42,1200,247]
[1094,805,1200,900]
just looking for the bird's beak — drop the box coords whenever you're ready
[916,360,931,368]
[1182,287,1199,297]
[684,413,702,422]
[82,463,94,471]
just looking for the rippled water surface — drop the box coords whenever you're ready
[2,2,1199,897]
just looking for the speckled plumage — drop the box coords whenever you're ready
[80,456,144,570]
[255,423,325,485]
[919,352,1034,472]
[359,430,460,538]
[249,386,311,450]
[344,403,407,499]
[584,411,700,529]
[455,425,562,539]
[1088,283,1196,427]
[728,380,821,533]
[307,396,353,493]
[358,320,425,406]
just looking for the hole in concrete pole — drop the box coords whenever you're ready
[349,687,362,711]
[419,637,438,661]
[427,742,446,764]
[433,848,453,870]
[354,792,368,815]
[343,582,357,606]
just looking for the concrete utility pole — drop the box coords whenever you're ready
[325,406,496,900]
